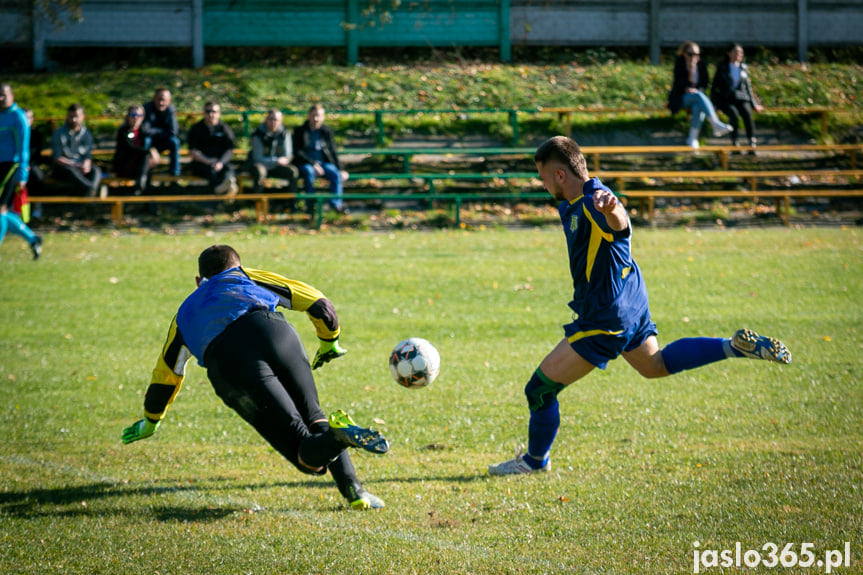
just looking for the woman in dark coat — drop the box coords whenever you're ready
[113,105,158,194]
[711,43,763,154]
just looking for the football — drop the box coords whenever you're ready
[389,338,441,388]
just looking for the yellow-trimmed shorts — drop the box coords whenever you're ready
[564,307,657,369]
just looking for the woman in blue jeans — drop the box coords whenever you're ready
[667,41,733,149]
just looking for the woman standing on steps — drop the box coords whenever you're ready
[711,42,764,155]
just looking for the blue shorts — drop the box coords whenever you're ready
[564,307,657,369]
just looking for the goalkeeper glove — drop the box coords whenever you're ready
[312,339,347,370]
[122,418,160,444]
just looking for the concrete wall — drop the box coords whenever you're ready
[0,0,30,48]
[511,0,652,46]
[4,0,861,69]
[42,1,194,47]
[511,0,863,61]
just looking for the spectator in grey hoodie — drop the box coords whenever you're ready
[51,103,101,196]
[247,109,298,193]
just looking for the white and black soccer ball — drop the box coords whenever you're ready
[389,337,441,388]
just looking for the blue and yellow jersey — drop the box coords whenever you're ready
[558,177,649,330]
[141,267,341,422]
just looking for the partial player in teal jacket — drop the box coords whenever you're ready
[122,245,389,509]
[488,136,791,476]
[0,83,41,259]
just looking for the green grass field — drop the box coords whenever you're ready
[1,227,861,574]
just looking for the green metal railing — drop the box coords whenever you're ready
[222,108,524,146]
[43,106,834,149]
[300,191,549,228]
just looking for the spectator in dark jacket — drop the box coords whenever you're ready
[142,88,182,177]
[187,101,237,196]
[293,104,348,213]
[711,43,764,154]
[667,41,733,149]
[113,105,159,194]
[23,108,45,197]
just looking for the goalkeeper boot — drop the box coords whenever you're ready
[730,328,792,364]
[487,449,550,476]
[345,484,385,510]
[329,410,390,455]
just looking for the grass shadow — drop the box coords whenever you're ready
[0,472,487,521]
[0,480,255,521]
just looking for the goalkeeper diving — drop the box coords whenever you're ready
[122,244,388,510]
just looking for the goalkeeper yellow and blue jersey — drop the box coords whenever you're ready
[142,267,340,422]
[177,267,280,362]
[558,177,650,331]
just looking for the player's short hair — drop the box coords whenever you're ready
[198,245,241,278]
[534,136,589,180]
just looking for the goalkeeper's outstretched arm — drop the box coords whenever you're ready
[122,316,193,444]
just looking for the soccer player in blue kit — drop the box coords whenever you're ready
[488,136,791,475]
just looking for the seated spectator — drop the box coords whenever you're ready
[293,104,348,213]
[187,101,238,195]
[711,43,764,155]
[142,88,182,177]
[23,108,45,198]
[114,105,160,194]
[667,41,733,149]
[247,109,298,193]
[50,103,102,196]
